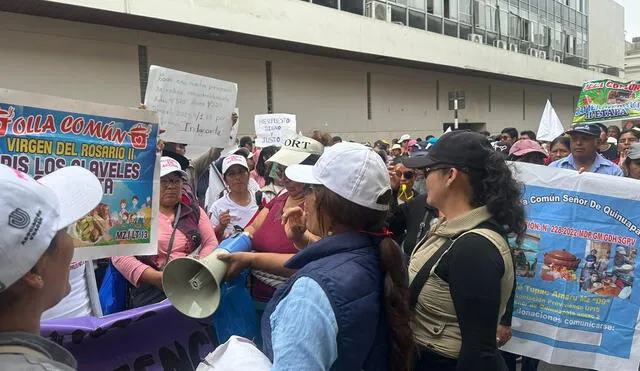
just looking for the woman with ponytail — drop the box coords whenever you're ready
[259,142,413,371]
[404,130,525,371]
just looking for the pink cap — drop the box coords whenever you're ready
[509,139,547,157]
[408,139,418,147]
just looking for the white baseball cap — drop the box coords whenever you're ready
[391,143,402,150]
[285,142,391,211]
[222,154,249,174]
[267,134,324,167]
[399,134,411,142]
[0,164,102,292]
[160,156,188,178]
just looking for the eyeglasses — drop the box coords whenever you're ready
[395,170,415,179]
[160,177,183,186]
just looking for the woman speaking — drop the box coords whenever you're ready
[404,130,524,370]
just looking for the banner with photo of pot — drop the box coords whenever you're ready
[0,89,159,261]
[573,79,640,124]
[504,162,640,370]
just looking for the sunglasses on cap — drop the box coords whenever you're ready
[395,170,415,179]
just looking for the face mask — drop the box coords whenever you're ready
[269,164,284,181]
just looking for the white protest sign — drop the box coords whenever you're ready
[254,114,296,147]
[144,65,238,147]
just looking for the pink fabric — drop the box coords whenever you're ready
[112,207,218,286]
[250,169,266,188]
[250,192,299,301]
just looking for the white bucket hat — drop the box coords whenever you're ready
[0,164,102,292]
[285,142,391,211]
[267,134,324,167]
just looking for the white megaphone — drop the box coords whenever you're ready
[162,232,252,318]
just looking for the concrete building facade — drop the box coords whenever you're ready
[0,0,626,141]
[626,38,640,81]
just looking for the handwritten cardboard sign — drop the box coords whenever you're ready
[254,113,296,147]
[144,66,238,147]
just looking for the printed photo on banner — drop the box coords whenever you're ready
[502,162,640,371]
[144,65,238,148]
[254,113,297,147]
[0,88,160,261]
[573,79,640,124]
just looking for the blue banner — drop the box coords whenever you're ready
[505,163,640,370]
[0,89,159,260]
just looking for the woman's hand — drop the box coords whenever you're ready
[218,210,232,227]
[282,207,307,246]
[217,252,254,282]
[496,325,512,347]
[389,165,400,190]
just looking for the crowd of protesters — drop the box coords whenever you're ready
[1,107,640,371]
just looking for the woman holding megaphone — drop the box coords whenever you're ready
[112,157,219,308]
[249,143,413,371]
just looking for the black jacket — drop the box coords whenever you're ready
[388,192,438,257]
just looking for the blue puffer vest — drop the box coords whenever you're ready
[261,232,390,371]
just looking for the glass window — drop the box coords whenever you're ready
[521,18,530,40]
[409,9,427,28]
[486,5,497,31]
[428,0,443,15]
[460,24,473,40]
[313,0,338,8]
[460,0,472,23]
[408,0,426,10]
[509,13,520,37]
[444,0,458,19]
[427,14,444,32]
[562,4,569,20]
[499,9,508,36]
[547,0,554,14]
[444,19,458,36]
[391,5,408,25]
[341,0,364,15]
[474,0,486,28]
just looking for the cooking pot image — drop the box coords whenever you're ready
[543,250,581,270]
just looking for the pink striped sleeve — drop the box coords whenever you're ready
[196,207,218,258]
[111,256,152,287]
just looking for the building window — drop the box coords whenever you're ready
[427,14,444,32]
[428,0,443,15]
[486,5,497,31]
[444,19,458,36]
[444,0,458,19]
[408,0,426,10]
[459,0,472,24]
[312,0,338,9]
[391,5,408,25]
[341,0,364,15]
[474,0,486,29]
[409,9,427,29]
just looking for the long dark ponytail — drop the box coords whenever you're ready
[314,186,414,371]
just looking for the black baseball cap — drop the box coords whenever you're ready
[403,130,493,170]
[566,123,601,137]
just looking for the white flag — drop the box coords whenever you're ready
[536,100,564,141]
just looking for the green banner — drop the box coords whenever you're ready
[573,79,640,124]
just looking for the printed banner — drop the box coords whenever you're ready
[41,301,217,371]
[503,163,640,370]
[573,79,640,124]
[144,65,238,147]
[254,113,296,147]
[0,89,159,261]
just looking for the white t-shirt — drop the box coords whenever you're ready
[210,192,259,239]
[42,261,92,320]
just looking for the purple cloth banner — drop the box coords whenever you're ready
[41,301,218,371]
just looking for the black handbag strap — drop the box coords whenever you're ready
[409,220,503,309]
